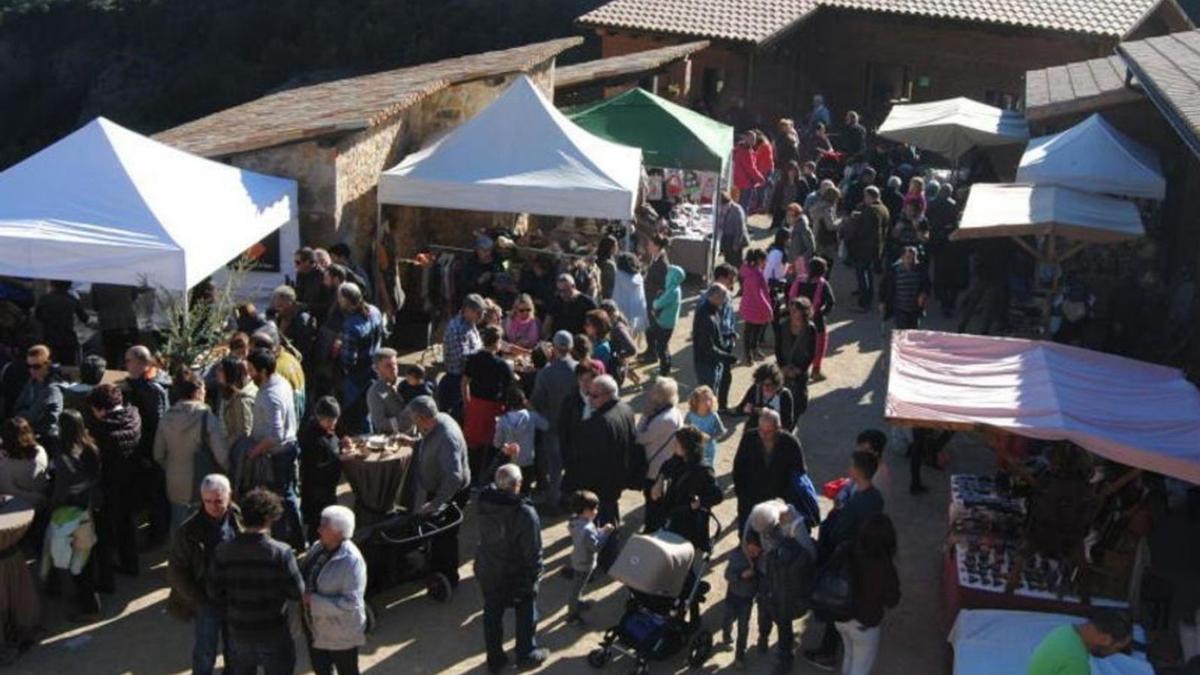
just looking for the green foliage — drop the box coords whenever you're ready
[0,0,601,167]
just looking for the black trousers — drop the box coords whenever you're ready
[98,482,138,573]
[717,354,734,409]
[309,646,359,675]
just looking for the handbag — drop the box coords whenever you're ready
[191,412,223,503]
[809,545,854,622]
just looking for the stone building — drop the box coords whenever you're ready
[155,37,582,267]
[577,0,1192,127]
[1024,29,1200,380]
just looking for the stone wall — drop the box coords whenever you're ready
[228,140,339,247]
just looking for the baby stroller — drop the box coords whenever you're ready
[587,513,721,674]
[353,502,465,601]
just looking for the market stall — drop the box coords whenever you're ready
[568,87,733,278]
[378,75,643,221]
[952,182,1144,333]
[877,97,1029,163]
[1016,113,1166,200]
[887,330,1200,622]
[0,117,298,296]
[949,609,1152,675]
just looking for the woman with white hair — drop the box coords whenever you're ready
[636,376,682,530]
[302,505,368,675]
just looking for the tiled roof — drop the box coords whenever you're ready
[1118,29,1200,157]
[579,0,1172,43]
[556,41,710,89]
[1024,55,1143,120]
[578,0,817,43]
[155,37,582,157]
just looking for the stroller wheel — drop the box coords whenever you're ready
[426,573,452,602]
[587,647,610,668]
[687,629,714,668]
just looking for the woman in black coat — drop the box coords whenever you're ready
[647,427,723,552]
[775,297,816,423]
[84,383,142,580]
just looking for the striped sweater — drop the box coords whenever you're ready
[208,531,304,642]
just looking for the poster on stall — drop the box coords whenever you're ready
[659,168,719,205]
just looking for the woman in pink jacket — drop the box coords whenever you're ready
[752,131,775,214]
[738,248,774,363]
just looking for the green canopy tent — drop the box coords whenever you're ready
[569,88,734,278]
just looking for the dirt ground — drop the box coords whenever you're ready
[10,216,997,674]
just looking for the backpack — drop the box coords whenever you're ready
[763,536,817,621]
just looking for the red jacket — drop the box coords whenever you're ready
[733,145,764,190]
[754,142,774,178]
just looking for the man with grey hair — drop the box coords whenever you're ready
[168,473,242,675]
[733,407,817,536]
[123,343,173,544]
[847,183,889,311]
[561,374,636,526]
[692,282,737,392]
[270,283,317,366]
[439,293,485,420]
[366,347,410,435]
[408,395,471,593]
[336,281,384,435]
[530,330,577,512]
[475,462,546,672]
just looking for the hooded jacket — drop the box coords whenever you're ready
[86,405,142,489]
[652,265,685,330]
[473,485,542,598]
[153,400,229,506]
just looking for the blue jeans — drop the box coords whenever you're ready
[694,360,723,392]
[483,588,539,668]
[192,604,230,675]
[854,262,874,309]
[227,628,295,675]
[270,442,305,550]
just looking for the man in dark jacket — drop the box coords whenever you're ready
[732,409,818,535]
[692,283,738,393]
[209,488,304,675]
[880,246,931,330]
[123,344,172,545]
[168,474,243,675]
[846,186,888,310]
[14,344,63,450]
[926,183,966,316]
[475,463,547,673]
[86,383,141,580]
[34,281,89,366]
[561,374,635,526]
[841,166,876,215]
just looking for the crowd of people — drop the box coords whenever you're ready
[0,93,1139,675]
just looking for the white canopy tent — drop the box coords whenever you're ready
[952,183,1144,244]
[1016,113,1166,200]
[877,97,1030,161]
[0,117,298,293]
[379,75,642,220]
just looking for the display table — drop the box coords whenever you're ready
[949,609,1151,675]
[341,446,414,526]
[0,496,38,652]
[944,474,1128,626]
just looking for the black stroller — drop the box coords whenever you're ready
[587,514,721,674]
[353,501,464,601]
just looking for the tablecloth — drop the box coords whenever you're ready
[0,496,38,638]
[341,448,414,525]
[949,608,1151,675]
[671,235,712,278]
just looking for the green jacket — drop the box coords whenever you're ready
[652,265,685,329]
